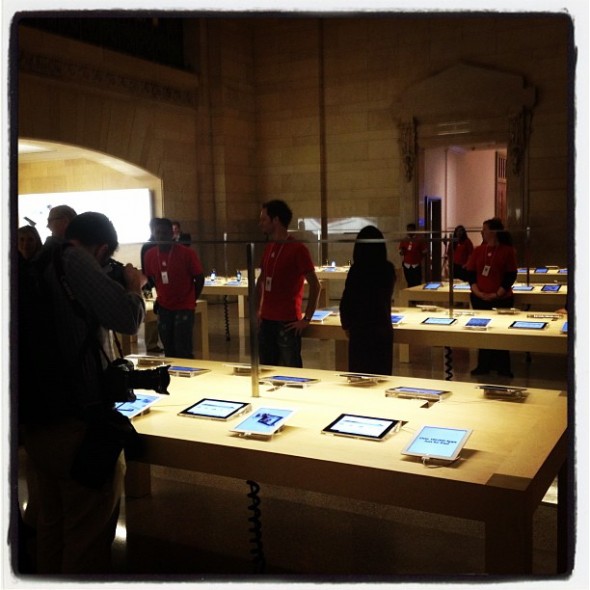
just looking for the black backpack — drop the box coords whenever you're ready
[17,243,94,424]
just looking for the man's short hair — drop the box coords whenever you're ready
[262,199,293,228]
[65,212,119,257]
[49,205,77,222]
[155,218,174,232]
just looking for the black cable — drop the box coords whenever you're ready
[444,346,453,380]
[224,295,231,341]
[246,479,265,574]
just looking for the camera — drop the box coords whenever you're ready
[106,258,126,287]
[103,358,171,403]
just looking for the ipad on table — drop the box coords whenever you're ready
[401,425,472,462]
[390,314,404,325]
[179,398,251,421]
[558,268,567,274]
[512,284,534,292]
[386,386,450,401]
[477,384,528,400]
[340,373,387,385]
[463,317,491,329]
[534,267,548,273]
[561,321,568,334]
[262,375,320,387]
[168,366,210,377]
[230,407,295,438]
[452,283,471,290]
[225,362,273,375]
[322,413,401,441]
[421,317,457,326]
[311,310,332,321]
[114,393,161,419]
[509,320,548,330]
[541,284,561,292]
[423,282,442,290]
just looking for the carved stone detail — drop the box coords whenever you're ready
[508,109,532,176]
[19,51,197,108]
[398,118,417,182]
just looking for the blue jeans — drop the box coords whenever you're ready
[157,307,195,359]
[258,319,303,368]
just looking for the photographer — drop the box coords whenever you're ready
[19,212,146,574]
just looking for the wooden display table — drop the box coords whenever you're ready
[517,267,568,284]
[125,358,568,575]
[303,307,568,371]
[398,282,567,309]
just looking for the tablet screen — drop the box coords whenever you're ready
[115,393,161,419]
[452,283,470,290]
[509,320,548,330]
[311,310,332,321]
[561,321,568,334]
[265,375,319,386]
[231,407,295,436]
[401,425,472,461]
[179,398,251,420]
[168,366,210,377]
[422,317,457,326]
[465,317,491,328]
[512,285,534,291]
[387,386,449,400]
[423,282,442,290]
[534,267,548,273]
[390,314,404,325]
[322,414,400,440]
[558,268,568,274]
[541,284,561,292]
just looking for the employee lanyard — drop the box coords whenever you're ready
[482,244,498,277]
[265,240,287,280]
[156,245,175,284]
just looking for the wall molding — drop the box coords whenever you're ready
[19,50,197,109]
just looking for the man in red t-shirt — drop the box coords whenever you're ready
[144,218,204,358]
[399,223,427,287]
[256,200,321,367]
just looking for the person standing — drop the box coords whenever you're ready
[17,225,43,262]
[141,218,163,352]
[448,225,474,282]
[399,223,427,287]
[256,199,321,367]
[340,226,396,375]
[465,217,518,377]
[144,218,204,358]
[172,220,192,245]
[19,212,146,574]
[45,205,77,245]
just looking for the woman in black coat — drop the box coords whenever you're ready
[339,225,396,375]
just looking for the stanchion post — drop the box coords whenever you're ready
[247,243,260,397]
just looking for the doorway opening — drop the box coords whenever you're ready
[418,143,507,280]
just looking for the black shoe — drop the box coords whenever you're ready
[470,367,490,376]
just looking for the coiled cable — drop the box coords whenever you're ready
[246,480,266,573]
[444,346,453,381]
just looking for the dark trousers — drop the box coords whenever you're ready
[348,327,393,375]
[470,294,513,374]
[258,319,303,368]
[157,307,195,359]
[403,264,422,287]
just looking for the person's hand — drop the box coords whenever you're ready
[123,264,147,293]
[286,318,310,334]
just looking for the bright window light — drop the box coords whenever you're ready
[18,189,153,244]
